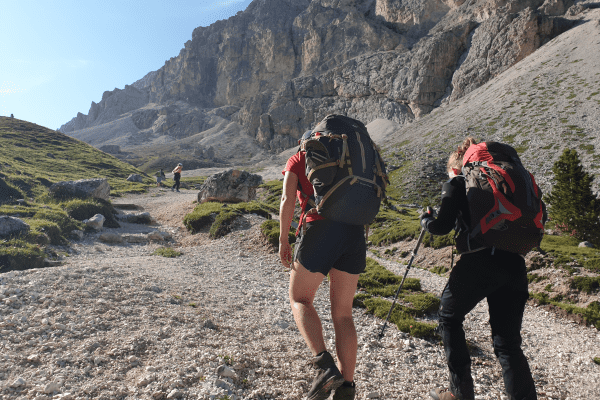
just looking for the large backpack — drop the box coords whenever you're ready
[461,142,545,255]
[300,114,388,226]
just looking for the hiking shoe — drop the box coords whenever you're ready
[430,388,457,400]
[306,351,344,400]
[176,189,180,192]
[171,188,174,192]
[332,381,355,400]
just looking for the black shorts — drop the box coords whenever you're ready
[294,219,366,275]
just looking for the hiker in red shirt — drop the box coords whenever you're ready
[279,131,363,400]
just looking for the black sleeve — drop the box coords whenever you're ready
[424,178,463,236]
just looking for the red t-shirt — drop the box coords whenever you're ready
[282,152,324,223]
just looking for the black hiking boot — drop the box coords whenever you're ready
[306,351,344,400]
[332,381,355,400]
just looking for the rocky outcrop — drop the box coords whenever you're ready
[198,170,263,203]
[60,0,580,153]
[0,216,30,238]
[126,174,144,183]
[49,179,110,201]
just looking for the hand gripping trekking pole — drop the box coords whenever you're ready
[378,207,431,339]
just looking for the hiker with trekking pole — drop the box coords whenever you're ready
[419,137,546,400]
[279,115,388,400]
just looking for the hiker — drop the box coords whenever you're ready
[171,163,182,192]
[278,130,363,400]
[156,169,165,187]
[420,137,541,400]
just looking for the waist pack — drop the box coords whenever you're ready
[301,114,388,226]
[461,142,545,255]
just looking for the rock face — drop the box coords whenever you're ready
[59,0,578,153]
[0,216,30,238]
[49,179,111,201]
[198,170,263,203]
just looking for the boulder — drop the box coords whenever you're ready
[99,233,123,244]
[0,216,30,237]
[118,212,153,224]
[49,178,110,201]
[578,241,594,248]
[198,169,263,204]
[127,174,144,183]
[85,214,105,231]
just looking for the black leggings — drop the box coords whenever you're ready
[172,173,180,190]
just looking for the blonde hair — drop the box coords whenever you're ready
[447,137,478,172]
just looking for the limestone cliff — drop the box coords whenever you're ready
[60,0,580,156]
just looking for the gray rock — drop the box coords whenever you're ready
[123,235,148,244]
[578,241,594,248]
[99,233,123,244]
[85,214,105,231]
[49,178,110,201]
[119,212,153,224]
[126,174,144,183]
[216,364,236,378]
[70,230,85,240]
[0,216,30,237]
[147,231,172,241]
[198,169,263,203]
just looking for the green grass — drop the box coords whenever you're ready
[0,117,152,201]
[260,220,295,248]
[152,247,182,258]
[541,235,600,272]
[571,276,600,294]
[531,292,600,328]
[353,258,439,339]
[183,201,272,238]
[0,117,153,271]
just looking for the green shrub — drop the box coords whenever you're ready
[593,357,600,365]
[368,208,422,246]
[184,201,272,237]
[61,198,120,228]
[260,220,295,248]
[152,247,182,258]
[27,219,63,245]
[358,258,421,291]
[571,276,600,294]
[531,293,600,328]
[209,210,241,239]
[0,239,46,272]
[33,208,83,234]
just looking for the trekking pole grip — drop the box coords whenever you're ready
[378,228,427,339]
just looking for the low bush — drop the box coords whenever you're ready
[570,276,600,294]
[184,201,272,237]
[152,247,182,258]
[0,239,46,272]
[27,219,63,245]
[260,220,295,248]
[61,198,120,228]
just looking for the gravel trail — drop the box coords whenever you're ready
[0,189,599,400]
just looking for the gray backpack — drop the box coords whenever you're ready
[301,114,388,226]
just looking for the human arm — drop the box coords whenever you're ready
[420,179,463,235]
[279,171,298,268]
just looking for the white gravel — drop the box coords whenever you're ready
[0,190,599,399]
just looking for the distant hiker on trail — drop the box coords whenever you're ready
[279,126,372,400]
[156,169,165,187]
[420,137,545,400]
[171,163,182,192]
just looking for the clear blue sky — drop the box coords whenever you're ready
[0,0,252,130]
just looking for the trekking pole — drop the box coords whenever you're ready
[378,207,432,339]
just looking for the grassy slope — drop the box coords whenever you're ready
[0,117,155,272]
[0,117,153,201]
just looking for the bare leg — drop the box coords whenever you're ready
[329,268,359,382]
[289,262,327,356]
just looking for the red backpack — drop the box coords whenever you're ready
[461,142,545,255]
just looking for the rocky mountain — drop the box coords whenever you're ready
[59,0,591,168]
